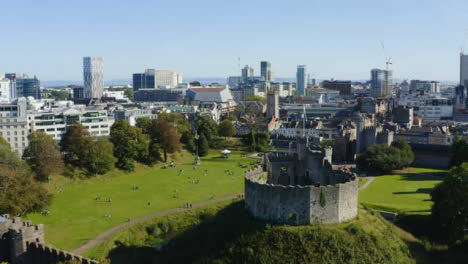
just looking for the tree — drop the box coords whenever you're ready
[61,124,90,168]
[245,95,266,104]
[151,119,180,162]
[195,115,218,143]
[320,139,335,148]
[23,131,64,181]
[181,131,195,153]
[236,103,265,132]
[159,113,191,136]
[62,124,115,175]
[110,120,149,171]
[391,139,414,168]
[431,163,468,245]
[450,136,468,167]
[197,133,209,157]
[0,142,51,216]
[356,144,403,174]
[50,90,68,100]
[136,117,153,135]
[83,138,116,175]
[218,120,236,139]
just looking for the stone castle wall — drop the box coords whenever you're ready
[244,168,358,225]
[0,215,97,264]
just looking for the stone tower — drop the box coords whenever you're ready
[266,87,279,120]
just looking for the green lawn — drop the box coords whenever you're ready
[359,168,446,214]
[26,150,254,251]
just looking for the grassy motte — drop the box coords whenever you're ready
[87,201,416,264]
[26,150,254,250]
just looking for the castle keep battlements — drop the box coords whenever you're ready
[0,214,97,264]
[244,141,358,225]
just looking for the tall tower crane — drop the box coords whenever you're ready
[380,41,392,96]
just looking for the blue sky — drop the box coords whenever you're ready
[1,0,467,81]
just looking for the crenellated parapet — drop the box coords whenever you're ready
[0,214,98,264]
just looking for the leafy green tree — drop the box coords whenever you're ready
[136,117,153,134]
[218,120,236,139]
[195,115,218,143]
[450,136,468,167]
[51,90,68,100]
[431,163,468,245]
[356,144,402,174]
[159,113,191,136]
[61,124,93,168]
[255,132,270,152]
[181,131,195,153]
[62,124,115,175]
[23,131,64,181]
[245,95,266,104]
[197,133,209,157]
[391,139,414,168]
[83,138,116,175]
[151,119,180,162]
[0,142,51,215]
[110,120,148,171]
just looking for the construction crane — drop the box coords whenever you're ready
[380,41,392,97]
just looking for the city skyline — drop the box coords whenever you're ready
[1,0,468,81]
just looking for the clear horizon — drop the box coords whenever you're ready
[2,0,468,82]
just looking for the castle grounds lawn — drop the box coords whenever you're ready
[359,168,446,214]
[26,150,255,251]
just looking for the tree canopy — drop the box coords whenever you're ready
[0,140,51,215]
[23,131,64,181]
[450,136,468,167]
[151,119,180,162]
[356,142,414,174]
[218,120,236,139]
[431,163,468,245]
[110,120,149,171]
[195,115,218,144]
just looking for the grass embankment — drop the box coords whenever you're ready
[26,150,255,250]
[359,168,446,214]
[87,201,416,264]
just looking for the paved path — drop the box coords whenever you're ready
[359,177,376,191]
[72,193,243,255]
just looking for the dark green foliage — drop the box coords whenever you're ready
[151,119,180,162]
[135,117,153,134]
[0,142,51,215]
[22,131,64,181]
[197,133,209,157]
[110,120,149,171]
[158,113,191,136]
[180,131,195,153]
[243,132,270,152]
[83,138,116,175]
[218,120,236,138]
[60,124,91,167]
[195,115,218,144]
[450,136,468,167]
[431,163,468,245]
[319,188,326,207]
[50,90,68,100]
[61,124,115,175]
[391,139,414,168]
[357,142,414,174]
